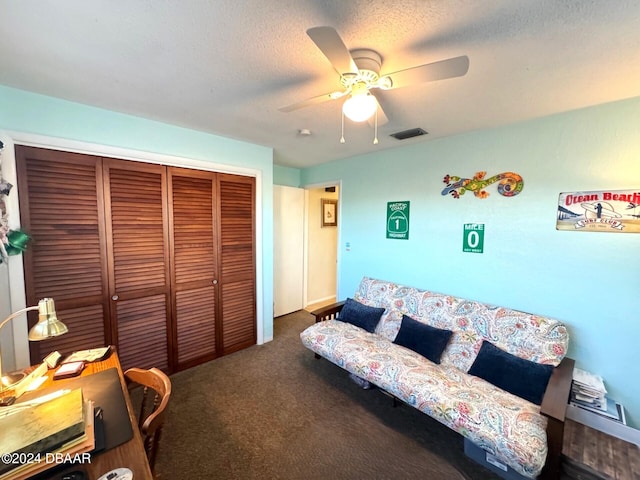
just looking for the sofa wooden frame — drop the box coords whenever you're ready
[310,301,575,480]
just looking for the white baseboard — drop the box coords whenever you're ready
[305,295,336,308]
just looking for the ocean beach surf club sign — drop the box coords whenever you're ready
[557,189,640,233]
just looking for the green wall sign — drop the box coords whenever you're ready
[463,223,485,253]
[386,201,410,240]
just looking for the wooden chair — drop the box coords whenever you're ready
[124,367,172,474]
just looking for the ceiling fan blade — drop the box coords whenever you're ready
[307,26,359,76]
[368,94,389,127]
[384,55,469,90]
[278,90,346,113]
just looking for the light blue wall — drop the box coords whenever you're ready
[273,165,301,187]
[0,84,274,342]
[301,96,640,428]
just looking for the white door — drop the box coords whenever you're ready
[273,185,305,317]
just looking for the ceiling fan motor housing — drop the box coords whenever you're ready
[341,49,384,89]
[351,49,382,73]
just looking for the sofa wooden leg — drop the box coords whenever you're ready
[539,416,564,480]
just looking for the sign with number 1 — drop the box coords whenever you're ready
[386,201,410,239]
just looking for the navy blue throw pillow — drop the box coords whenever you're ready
[392,314,453,364]
[468,340,554,405]
[337,298,385,333]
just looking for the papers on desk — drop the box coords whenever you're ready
[0,388,95,480]
[25,375,47,392]
[6,362,48,400]
[63,346,111,364]
[0,389,71,419]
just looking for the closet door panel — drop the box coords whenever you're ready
[115,294,168,371]
[172,174,216,284]
[221,281,255,350]
[107,167,168,293]
[175,287,216,364]
[169,168,218,368]
[218,174,256,354]
[103,160,171,372]
[16,146,109,363]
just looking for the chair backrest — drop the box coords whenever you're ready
[124,367,172,473]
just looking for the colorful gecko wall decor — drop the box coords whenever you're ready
[441,171,524,199]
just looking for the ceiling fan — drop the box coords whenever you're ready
[279,26,470,127]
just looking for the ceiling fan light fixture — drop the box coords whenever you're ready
[342,92,377,122]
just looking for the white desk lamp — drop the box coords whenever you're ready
[0,298,68,392]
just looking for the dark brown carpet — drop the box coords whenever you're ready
[155,310,544,480]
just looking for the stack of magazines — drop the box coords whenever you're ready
[570,367,626,424]
[571,368,606,408]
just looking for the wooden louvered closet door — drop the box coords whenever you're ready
[17,146,256,373]
[16,146,110,364]
[103,159,171,372]
[218,174,256,354]
[169,167,218,369]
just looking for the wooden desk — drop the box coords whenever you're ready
[24,352,153,480]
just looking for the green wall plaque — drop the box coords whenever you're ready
[386,201,410,240]
[463,223,485,253]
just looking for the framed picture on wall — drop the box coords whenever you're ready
[321,198,338,227]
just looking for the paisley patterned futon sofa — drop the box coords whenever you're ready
[300,277,574,480]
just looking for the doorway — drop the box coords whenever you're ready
[304,185,339,311]
[272,184,339,316]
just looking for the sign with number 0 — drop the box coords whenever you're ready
[463,223,485,253]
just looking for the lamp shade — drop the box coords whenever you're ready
[28,298,68,341]
[1,298,68,393]
[342,92,377,122]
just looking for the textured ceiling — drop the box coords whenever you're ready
[1,0,639,168]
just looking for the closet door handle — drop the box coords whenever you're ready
[212,280,218,285]
[112,295,119,301]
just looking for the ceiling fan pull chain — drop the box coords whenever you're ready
[340,110,346,144]
[373,108,379,145]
